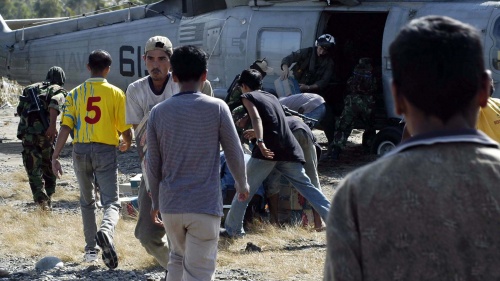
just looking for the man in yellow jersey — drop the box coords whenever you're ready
[51,49,132,269]
[477,74,500,142]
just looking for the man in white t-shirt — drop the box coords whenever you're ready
[125,36,213,277]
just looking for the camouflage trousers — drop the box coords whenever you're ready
[21,134,56,203]
[332,94,375,150]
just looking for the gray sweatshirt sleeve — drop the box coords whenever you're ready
[324,177,363,281]
[218,103,247,193]
[146,108,162,211]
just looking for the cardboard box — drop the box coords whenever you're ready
[120,196,138,220]
[277,180,303,211]
[119,183,133,197]
[265,172,316,226]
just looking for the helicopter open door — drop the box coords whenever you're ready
[319,11,389,119]
[319,9,409,155]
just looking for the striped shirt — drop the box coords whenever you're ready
[147,92,247,216]
[62,78,131,145]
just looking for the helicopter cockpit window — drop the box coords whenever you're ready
[257,29,301,76]
[492,16,500,71]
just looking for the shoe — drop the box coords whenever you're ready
[95,230,118,269]
[219,228,244,239]
[37,200,51,211]
[219,228,232,238]
[84,249,99,262]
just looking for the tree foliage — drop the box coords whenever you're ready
[0,0,158,19]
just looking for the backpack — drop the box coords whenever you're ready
[16,83,61,139]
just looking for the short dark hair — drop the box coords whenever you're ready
[389,16,486,122]
[237,69,262,91]
[88,50,112,73]
[170,45,207,82]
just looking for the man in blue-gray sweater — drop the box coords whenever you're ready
[147,45,249,281]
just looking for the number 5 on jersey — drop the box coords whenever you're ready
[85,96,102,124]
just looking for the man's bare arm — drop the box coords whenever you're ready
[242,98,274,159]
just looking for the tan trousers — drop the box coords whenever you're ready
[161,213,220,281]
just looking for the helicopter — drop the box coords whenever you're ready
[2,0,500,154]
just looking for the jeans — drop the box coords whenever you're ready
[304,103,326,128]
[73,143,120,251]
[224,158,331,236]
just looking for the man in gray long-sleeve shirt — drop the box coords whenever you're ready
[147,45,249,281]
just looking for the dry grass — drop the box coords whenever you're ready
[0,203,326,279]
[0,204,157,269]
[0,171,32,201]
[0,166,158,268]
[51,173,81,202]
[0,77,23,105]
[0,170,81,202]
[218,222,326,280]
[0,165,327,280]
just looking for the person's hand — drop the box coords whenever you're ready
[243,129,256,140]
[299,84,309,92]
[258,142,274,159]
[52,158,63,179]
[45,126,58,141]
[150,209,164,227]
[119,139,131,152]
[236,182,250,202]
[281,65,290,80]
[238,191,249,202]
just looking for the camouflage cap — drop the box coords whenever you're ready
[232,105,247,124]
[45,66,66,86]
[354,58,373,75]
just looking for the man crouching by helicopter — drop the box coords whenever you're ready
[125,36,213,279]
[280,34,336,143]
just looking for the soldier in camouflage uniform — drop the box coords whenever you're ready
[225,58,272,112]
[16,66,67,209]
[328,58,377,159]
